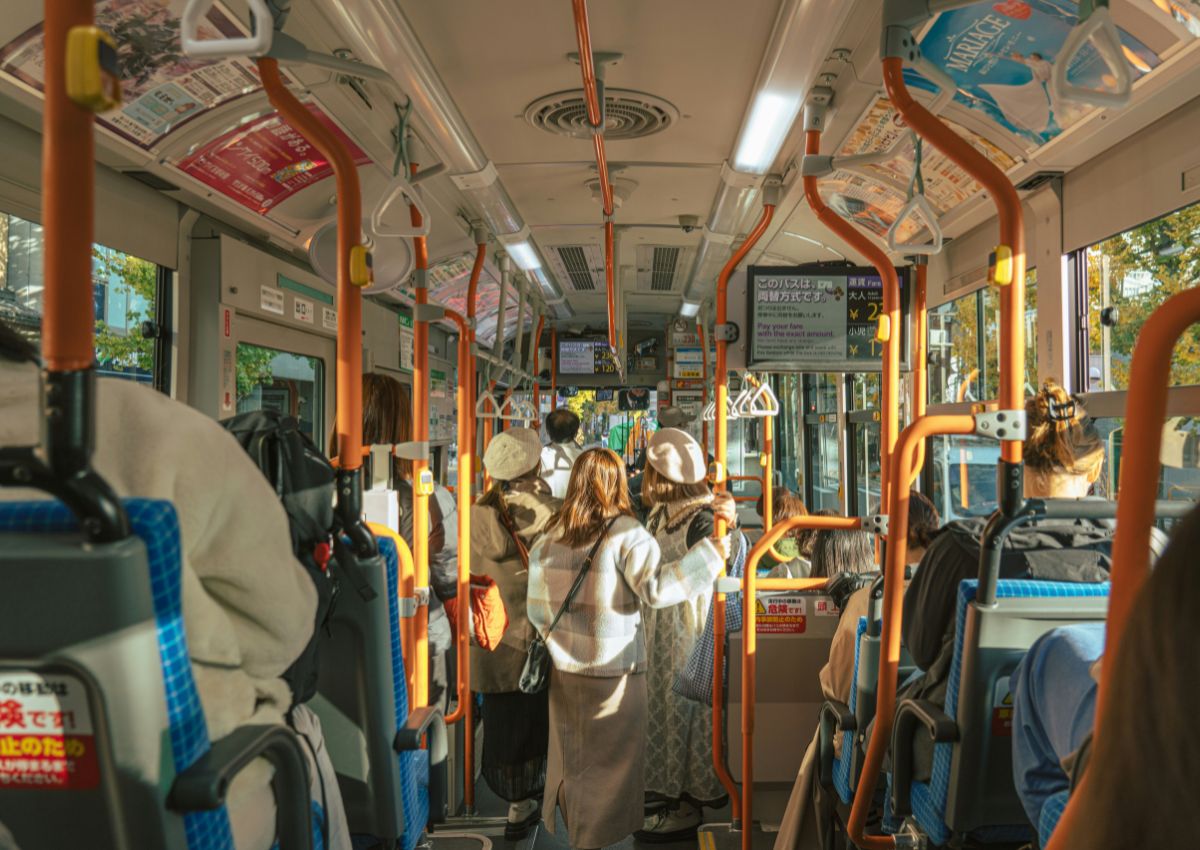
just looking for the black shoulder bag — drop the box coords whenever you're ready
[519,517,618,694]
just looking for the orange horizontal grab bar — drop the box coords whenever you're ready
[740,513,859,850]
[847,414,976,850]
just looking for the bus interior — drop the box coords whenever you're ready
[0,0,1199,849]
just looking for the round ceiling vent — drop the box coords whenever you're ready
[524,88,679,141]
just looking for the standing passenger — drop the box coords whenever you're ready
[333,374,459,712]
[527,449,732,849]
[540,408,583,499]
[637,429,737,841]
[472,428,559,839]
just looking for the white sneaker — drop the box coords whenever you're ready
[505,799,540,840]
[635,803,702,843]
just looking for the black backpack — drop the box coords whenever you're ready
[221,409,339,705]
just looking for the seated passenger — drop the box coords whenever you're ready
[1010,623,1105,828]
[334,373,458,712]
[808,522,876,579]
[1053,502,1200,849]
[527,448,733,850]
[471,428,559,839]
[637,429,737,841]
[773,491,939,850]
[0,322,322,850]
[900,382,1116,778]
[762,488,812,577]
[540,408,582,499]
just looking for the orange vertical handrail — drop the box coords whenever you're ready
[739,515,858,850]
[883,59,1025,467]
[956,369,980,509]
[710,201,775,824]
[1044,294,1200,848]
[803,129,899,519]
[570,0,617,352]
[846,415,976,850]
[551,328,558,403]
[43,0,96,374]
[409,162,431,710]
[700,321,710,454]
[909,263,928,486]
[442,307,476,811]
[532,314,545,413]
[260,60,364,477]
[466,238,487,497]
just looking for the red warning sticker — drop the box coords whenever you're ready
[0,671,99,789]
[756,595,807,634]
[990,676,1013,737]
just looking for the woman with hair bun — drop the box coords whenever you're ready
[897,381,1129,782]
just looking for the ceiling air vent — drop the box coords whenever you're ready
[525,88,679,141]
[649,246,680,292]
[556,246,597,291]
[1016,171,1064,192]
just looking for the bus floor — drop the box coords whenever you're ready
[444,779,776,850]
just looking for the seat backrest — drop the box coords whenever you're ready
[936,579,1109,839]
[309,534,406,843]
[0,499,232,850]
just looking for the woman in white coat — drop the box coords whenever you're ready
[637,428,731,841]
[526,448,735,850]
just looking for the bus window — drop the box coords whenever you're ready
[803,373,842,511]
[929,433,1000,523]
[0,211,165,385]
[1089,415,1200,505]
[1087,201,1200,392]
[848,373,881,516]
[236,343,325,448]
[928,271,1038,406]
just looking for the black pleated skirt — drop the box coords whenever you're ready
[481,689,549,802]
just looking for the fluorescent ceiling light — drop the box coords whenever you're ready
[783,231,847,259]
[506,240,541,271]
[733,91,802,175]
[679,299,701,318]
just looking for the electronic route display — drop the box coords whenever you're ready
[746,264,909,372]
[557,337,618,375]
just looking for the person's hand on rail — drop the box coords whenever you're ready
[712,492,738,529]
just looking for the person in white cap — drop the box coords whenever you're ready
[637,428,735,841]
[473,427,560,839]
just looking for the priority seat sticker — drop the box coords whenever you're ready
[0,671,99,790]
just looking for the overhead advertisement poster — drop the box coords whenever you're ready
[174,103,370,214]
[820,96,1020,241]
[904,0,1159,147]
[747,264,909,372]
[0,0,271,150]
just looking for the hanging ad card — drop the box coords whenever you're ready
[0,0,278,150]
[903,0,1159,148]
[747,264,909,372]
[175,103,370,214]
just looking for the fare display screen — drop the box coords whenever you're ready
[747,264,908,372]
[558,338,617,375]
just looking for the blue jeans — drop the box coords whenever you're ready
[1011,623,1105,826]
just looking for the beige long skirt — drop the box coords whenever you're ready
[543,669,647,849]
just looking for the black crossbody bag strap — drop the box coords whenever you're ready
[545,516,619,636]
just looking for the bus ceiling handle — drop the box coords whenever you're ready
[1051,6,1133,107]
[746,382,780,417]
[370,175,432,239]
[181,0,274,59]
[887,194,943,255]
[475,389,499,419]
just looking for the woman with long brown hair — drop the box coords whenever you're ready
[526,448,734,850]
